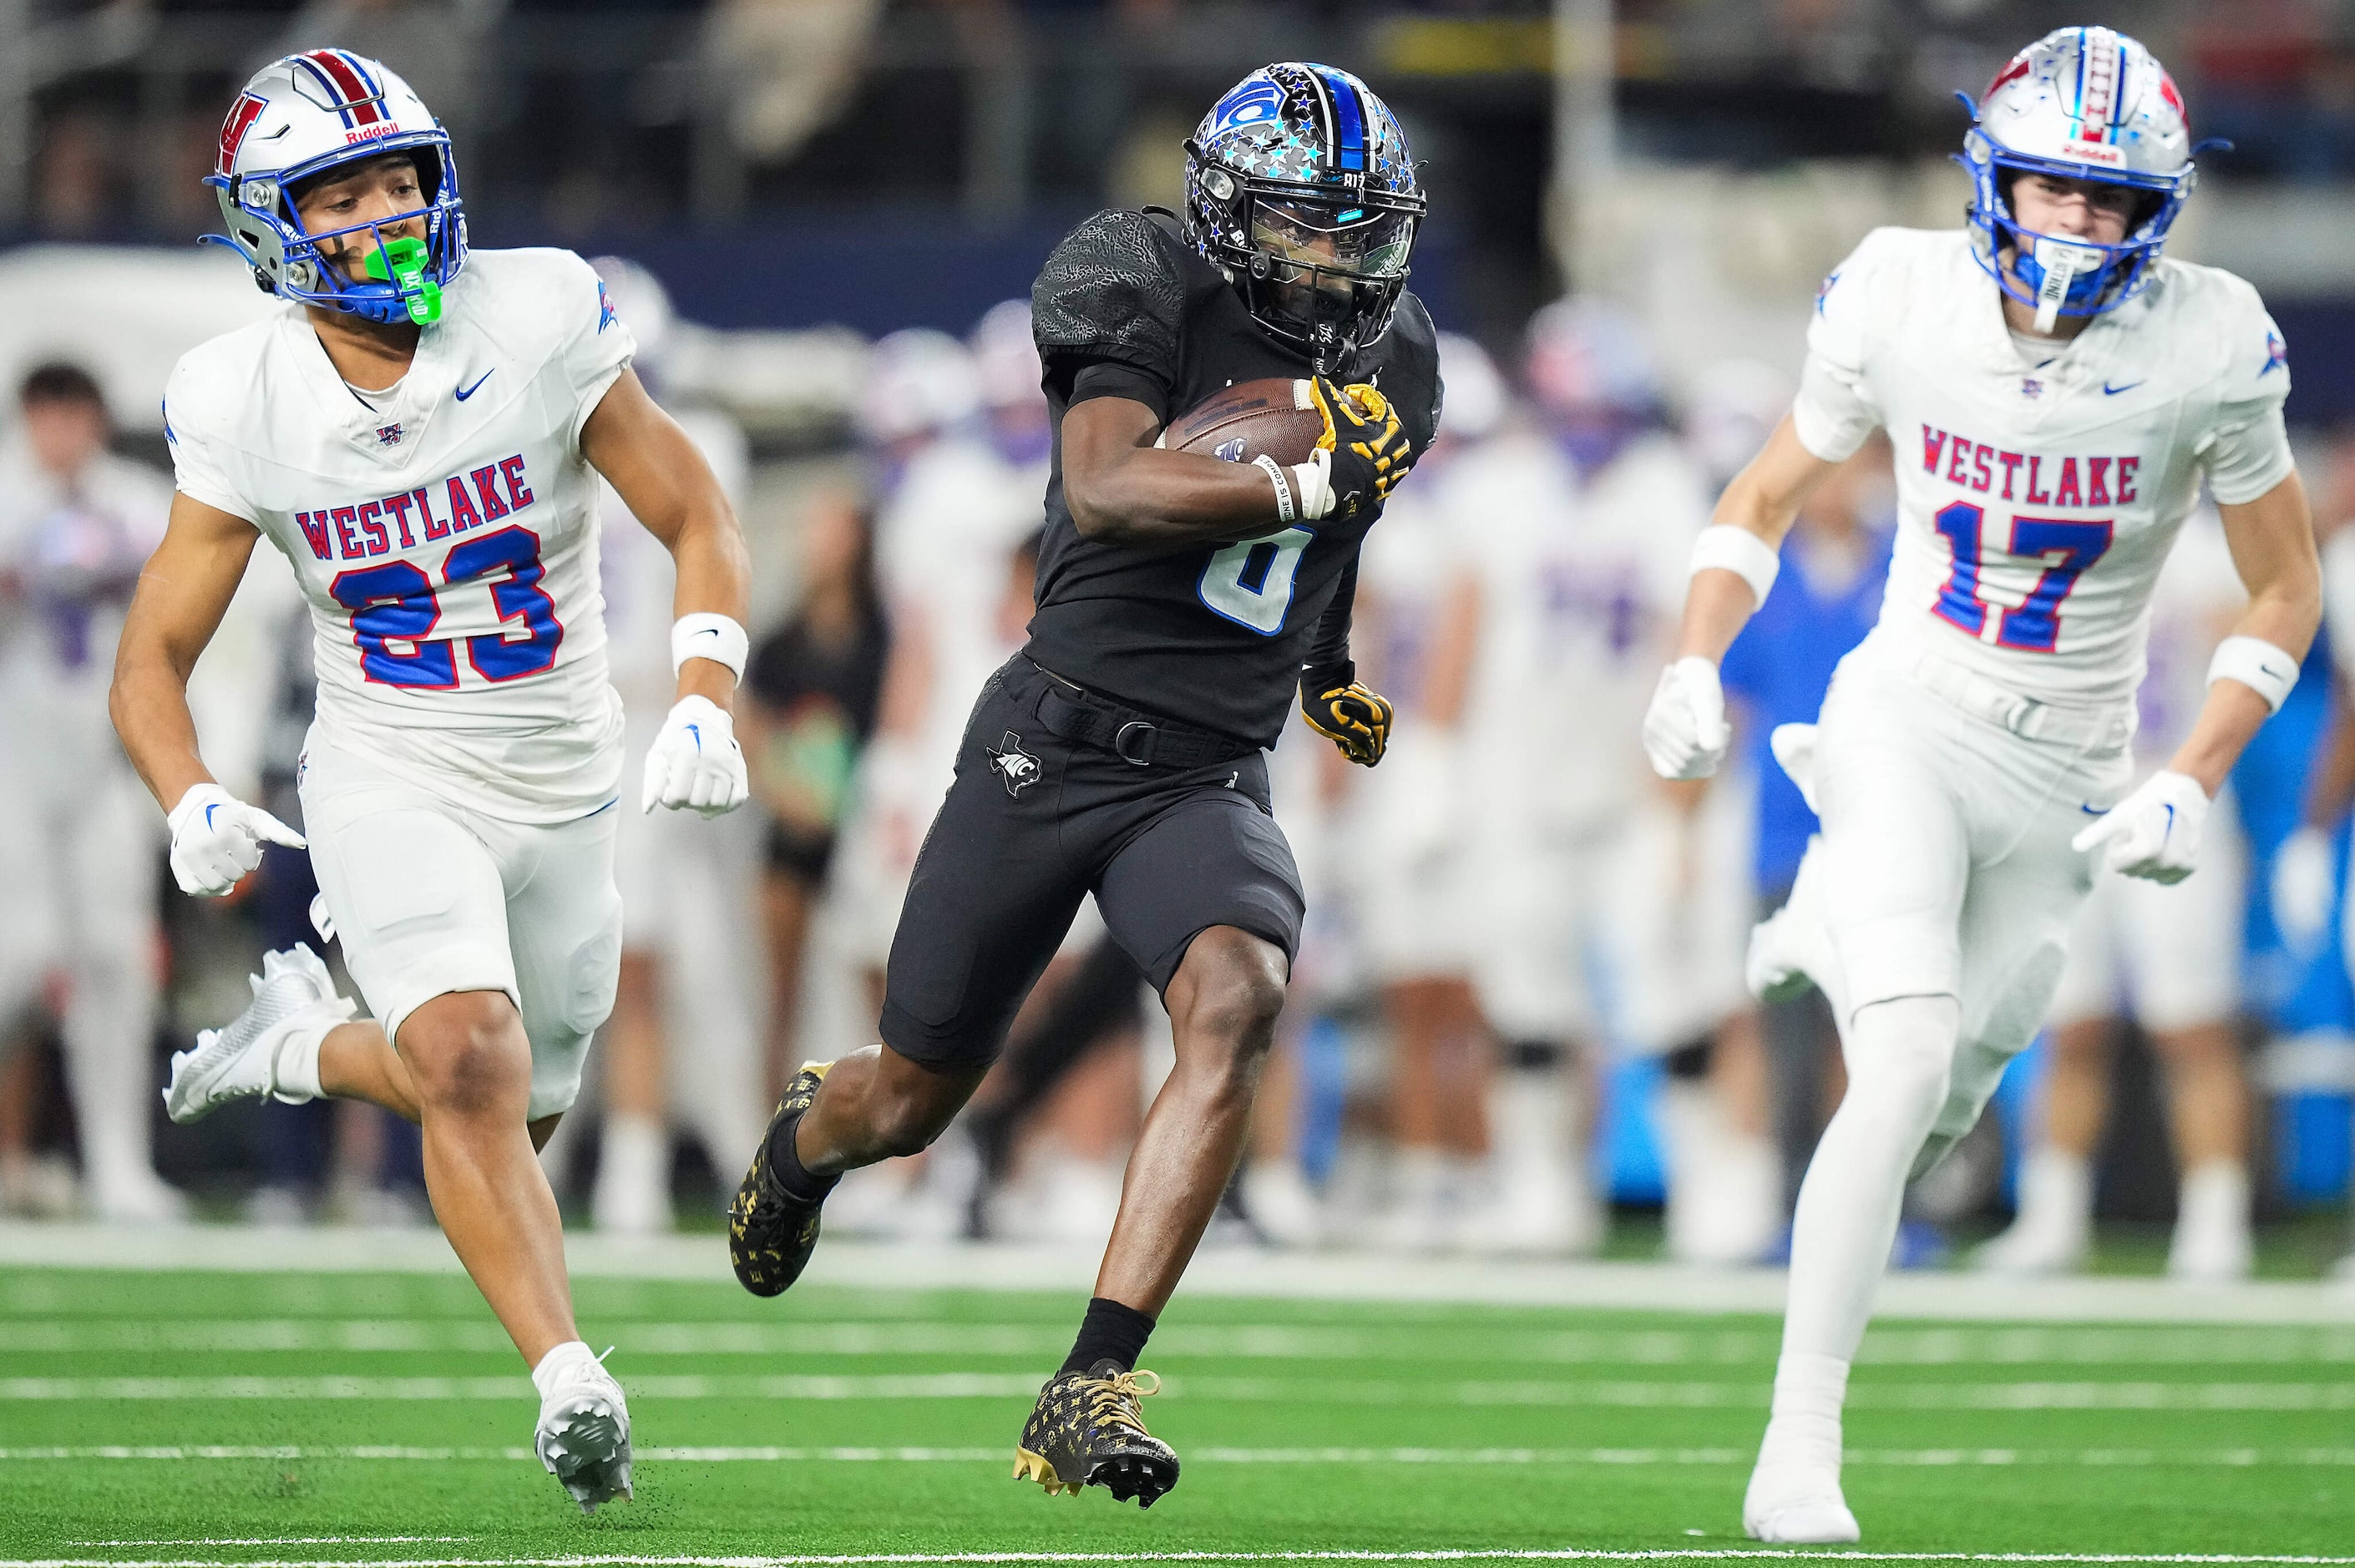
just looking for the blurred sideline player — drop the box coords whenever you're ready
[1452,299,1763,1257]
[742,485,888,1100]
[727,62,1437,1505]
[2267,459,2355,1281]
[589,255,764,1236]
[1645,28,2318,1540]
[0,362,181,1222]
[1344,331,1505,1249]
[831,326,1037,1029]
[1978,506,2256,1280]
[112,52,752,1512]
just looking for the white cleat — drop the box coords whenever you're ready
[164,944,354,1125]
[1971,1214,2089,1277]
[1744,1465,1861,1544]
[535,1353,633,1514]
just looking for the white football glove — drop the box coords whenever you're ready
[166,782,306,898]
[641,694,749,817]
[1643,656,1731,781]
[2271,823,2337,953]
[2071,769,2210,884]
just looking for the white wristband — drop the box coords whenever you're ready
[2207,635,2299,714]
[1689,525,1781,607]
[671,613,749,680]
[1255,453,1295,524]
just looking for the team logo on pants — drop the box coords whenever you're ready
[988,731,1041,797]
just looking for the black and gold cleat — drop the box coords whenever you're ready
[728,1063,832,1298]
[1012,1362,1178,1507]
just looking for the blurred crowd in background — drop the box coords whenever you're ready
[8,0,2355,1277]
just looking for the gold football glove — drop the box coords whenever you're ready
[1300,660,1393,767]
[1309,377,1416,518]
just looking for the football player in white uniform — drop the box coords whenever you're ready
[1454,300,1726,1255]
[0,363,180,1222]
[1643,28,2317,1542]
[108,53,752,1513]
[1980,508,2257,1280]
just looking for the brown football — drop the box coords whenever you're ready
[1162,377,1325,468]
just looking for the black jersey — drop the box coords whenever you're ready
[1022,207,1442,749]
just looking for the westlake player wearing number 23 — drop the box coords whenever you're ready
[109,53,754,1514]
[727,63,1438,1507]
[1642,28,2320,1544]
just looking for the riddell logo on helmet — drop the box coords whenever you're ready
[2062,139,2126,168]
[342,122,400,147]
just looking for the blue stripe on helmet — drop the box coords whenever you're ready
[337,50,381,101]
[291,53,357,129]
[1313,65,1366,172]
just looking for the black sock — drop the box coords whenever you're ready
[1060,1297,1156,1376]
[763,1110,838,1206]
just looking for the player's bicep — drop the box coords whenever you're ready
[124,493,264,679]
[2217,469,2321,636]
[580,367,718,548]
[1718,413,1846,545]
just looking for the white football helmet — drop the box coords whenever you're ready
[1962,27,2208,328]
[205,50,465,326]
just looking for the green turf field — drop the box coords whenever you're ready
[1,1263,2350,1565]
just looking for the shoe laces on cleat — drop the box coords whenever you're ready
[1078,1367,1160,1434]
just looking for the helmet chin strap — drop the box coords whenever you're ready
[2028,236,2103,333]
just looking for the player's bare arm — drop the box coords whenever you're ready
[1061,377,1410,549]
[580,367,750,708]
[110,493,311,893]
[2169,471,2322,794]
[111,493,261,811]
[580,366,756,816]
[1059,395,1294,546]
[1642,415,1842,781]
[1672,414,1846,663]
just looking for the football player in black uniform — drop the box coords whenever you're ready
[729,62,1441,1507]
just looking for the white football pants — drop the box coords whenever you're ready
[1780,640,2134,1363]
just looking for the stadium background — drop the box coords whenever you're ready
[4,0,2355,1263]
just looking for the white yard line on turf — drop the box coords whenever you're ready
[8,1322,2354,1367]
[5,1375,2350,1410]
[5,1224,2352,1324]
[7,1445,2355,1468]
[7,1551,2355,1566]
[68,1535,468,1544]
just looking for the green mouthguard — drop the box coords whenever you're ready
[363,235,443,325]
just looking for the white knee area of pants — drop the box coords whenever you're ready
[1842,994,1959,1130]
[1785,993,1959,1363]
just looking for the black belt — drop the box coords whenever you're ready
[1027,662,1258,770]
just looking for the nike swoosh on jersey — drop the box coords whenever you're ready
[2101,380,2145,396]
[455,369,494,402]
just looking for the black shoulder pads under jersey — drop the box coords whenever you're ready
[1031,208,1188,377]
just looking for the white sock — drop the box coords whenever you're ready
[2015,1146,2094,1234]
[596,1114,670,1201]
[1758,1349,1851,1474]
[2176,1159,2250,1238]
[531,1339,597,1399]
[271,1016,332,1105]
[1784,994,1957,1361]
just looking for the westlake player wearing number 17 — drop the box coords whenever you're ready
[109,53,753,1514]
[1641,28,2320,1543]
[727,63,1438,1508]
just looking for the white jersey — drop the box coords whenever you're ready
[1795,228,2294,710]
[875,433,1044,790]
[163,247,636,822]
[0,443,171,731]
[1455,429,1710,827]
